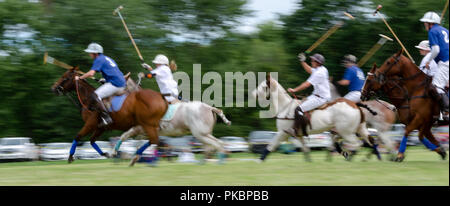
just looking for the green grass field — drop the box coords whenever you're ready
[0,147,448,186]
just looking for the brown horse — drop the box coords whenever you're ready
[51,67,168,164]
[361,50,447,162]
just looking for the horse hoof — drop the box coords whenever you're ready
[437,147,447,160]
[129,155,140,167]
[394,155,404,162]
[68,156,74,164]
[102,152,110,158]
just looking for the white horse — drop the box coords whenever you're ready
[251,75,370,162]
[329,82,397,159]
[113,77,231,164]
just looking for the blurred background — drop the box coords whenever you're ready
[0,0,448,144]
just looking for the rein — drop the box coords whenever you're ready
[75,79,90,110]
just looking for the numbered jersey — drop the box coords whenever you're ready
[91,54,126,87]
[429,24,449,62]
[342,65,365,92]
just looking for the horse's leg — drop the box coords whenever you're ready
[194,133,227,164]
[130,125,159,167]
[423,128,447,160]
[378,132,396,160]
[396,116,422,162]
[297,135,312,162]
[260,132,288,162]
[339,133,362,161]
[89,129,108,157]
[113,126,144,156]
[68,115,98,163]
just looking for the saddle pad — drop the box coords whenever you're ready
[108,94,128,112]
[161,103,180,121]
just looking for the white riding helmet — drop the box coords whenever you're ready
[415,40,431,51]
[84,43,104,53]
[420,11,441,24]
[152,54,169,65]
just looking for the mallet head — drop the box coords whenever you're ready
[113,5,123,15]
[344,12,355,20]
[378,34,393,41]
[373,5,382,16]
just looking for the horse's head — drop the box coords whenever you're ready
[361,63,382,101]
[252,73,277,101]
[51,67,79,95]
[374,49,406,84]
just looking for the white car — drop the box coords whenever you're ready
[289,132,333,149]
[0,137,39,161]
[220,136,249,152]
[75,141,111,160]
[39,142,71,161]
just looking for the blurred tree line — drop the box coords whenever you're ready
[0,0,448,143]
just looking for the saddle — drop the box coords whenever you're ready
[102,72,133,112]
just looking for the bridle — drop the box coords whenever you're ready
[54,72,90,110]
[362,54,432,114]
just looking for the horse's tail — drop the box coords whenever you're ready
[210,107,231,126]
[356,102,377,116]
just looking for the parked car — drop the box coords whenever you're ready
[432,126,449,150]
[386,124,420,146]
[220,136,249,152]
[296,132,333,149]
[0,137,39,162]
[39,142,71,161]
[75,141,111,160]
[163,137,190,156]
[248,131,277,153]
[184,136,204,153]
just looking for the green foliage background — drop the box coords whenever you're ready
[0,0,448,143]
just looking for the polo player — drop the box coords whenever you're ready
[75,43,127,127]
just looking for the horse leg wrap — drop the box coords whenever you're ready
[372,144,382,160]
[70,140,78,156]
[420,138,438,151]
[136,142,151,155]
[260,148,271,161]
[91,142,105,155]
[114,140,123,152]
[398,136,408,154]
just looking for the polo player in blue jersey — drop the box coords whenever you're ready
[75,43,127,127]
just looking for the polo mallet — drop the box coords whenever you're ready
[441,0,449,24]
[113,5,145,64]
[373,5,415,63]
[44,52,98,80]
[305,12,355,54]
[358,34,393,67]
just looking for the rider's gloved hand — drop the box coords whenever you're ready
[298,53,306,62]
[98,78,106,84]
[141,63,152,70]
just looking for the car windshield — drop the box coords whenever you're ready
[223,137,244,142]
[46,143,70,149]
[0,138,28,145]
[249,132,275,140]
[435,127,449,133]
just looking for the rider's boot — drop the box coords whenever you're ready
[438,93,449,123]
[92,94,113,127]
[284,107,308,137]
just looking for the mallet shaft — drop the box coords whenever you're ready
[378,15,415,63]
[117,11,144,62]
[306,21,343,53]
[441,0,449,23]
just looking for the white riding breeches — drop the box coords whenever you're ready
[95,82,125,100]
[299,95,328,112]
[432,61,449,94]
[343,91,362,103]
